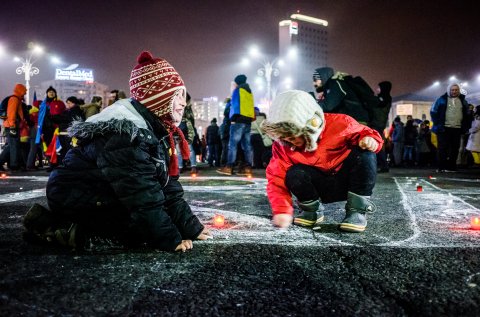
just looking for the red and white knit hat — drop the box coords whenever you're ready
[129,51,189,176]
[129,51,186,122]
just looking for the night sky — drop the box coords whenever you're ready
[1,0,478,102]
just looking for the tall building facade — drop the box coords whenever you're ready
[191,96,222,137]
[279,14,329,92]
[38,66,109,105]
[39,80,109,105]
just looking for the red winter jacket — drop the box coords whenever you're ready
[266,113,383,216]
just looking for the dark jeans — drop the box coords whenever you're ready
[220,139,229,166]
[285,149,377,203]
[207,143,221,167]
[227,123,252,167]
[6,128,22,169]
[376,134,388,170]
[27,126,44,168]
[251,133,265,168]
[436,127,461,171]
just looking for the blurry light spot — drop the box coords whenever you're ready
[471,217,480,230]
[213,214,225,228]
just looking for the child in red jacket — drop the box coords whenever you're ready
[261,90,383,232]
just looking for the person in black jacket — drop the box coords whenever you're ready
[375,81,393,173]
[23,51,212,252]
[50,96,85,166]
[313,67,370,125]
[206,118,221,167]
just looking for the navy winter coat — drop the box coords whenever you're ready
[46,99,204,251]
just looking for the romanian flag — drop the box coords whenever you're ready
[44,128,62,164]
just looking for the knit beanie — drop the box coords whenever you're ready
[46,86,57,95]
[66,96,79,105]
[312,67,334,83]
[129,51,186,119]
[261,90,325,152]
[234,74,247,85]
[129,50,189,176]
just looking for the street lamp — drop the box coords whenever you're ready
[14,43,44,105]
[256,58,280,106]
[242,47,282,106]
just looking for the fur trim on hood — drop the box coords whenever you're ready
[261,90,325,152]
[69,99,147,141]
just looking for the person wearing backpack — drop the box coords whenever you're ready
[312,67,370,125]
[1,83,27,171]
[217,74,255,176]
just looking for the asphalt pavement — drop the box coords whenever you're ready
[1,165,480,316]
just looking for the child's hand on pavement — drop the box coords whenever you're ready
[197,228,213,240]
[272,214,293,229]
[359,136,378,152]
[175,240,193,252]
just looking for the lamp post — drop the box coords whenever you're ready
[242,45,296,107]
[256,59,280,106]
[14,44,43,105]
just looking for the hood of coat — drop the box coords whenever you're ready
[13,83,27,97]
[69,99,148,140]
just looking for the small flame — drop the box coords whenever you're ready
[213,214,225,228]
[471,217,480,230]
[416,186,423,192]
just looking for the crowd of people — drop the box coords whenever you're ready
[0,85,128,172]
[386,85,480,172]
[2,52,479,252]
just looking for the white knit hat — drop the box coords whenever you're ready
[261,90,325,151]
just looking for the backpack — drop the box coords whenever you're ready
[342,76,385,131]
[0,95,14,119]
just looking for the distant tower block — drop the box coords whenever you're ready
[279,14,329,92]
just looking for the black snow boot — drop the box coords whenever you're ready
[339,192,376,232]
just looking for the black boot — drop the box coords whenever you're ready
[339,192,376,232]
[293,200,325,230]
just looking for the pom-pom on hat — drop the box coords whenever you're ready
[129,51,185,122]
[261,90,325,152]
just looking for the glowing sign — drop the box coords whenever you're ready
[396,104,413,116]
[290,21,298,35]
[55,67,94,82]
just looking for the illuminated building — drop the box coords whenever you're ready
[279,13,329,91]
[191,96,221,137]
[39,65,109,104]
